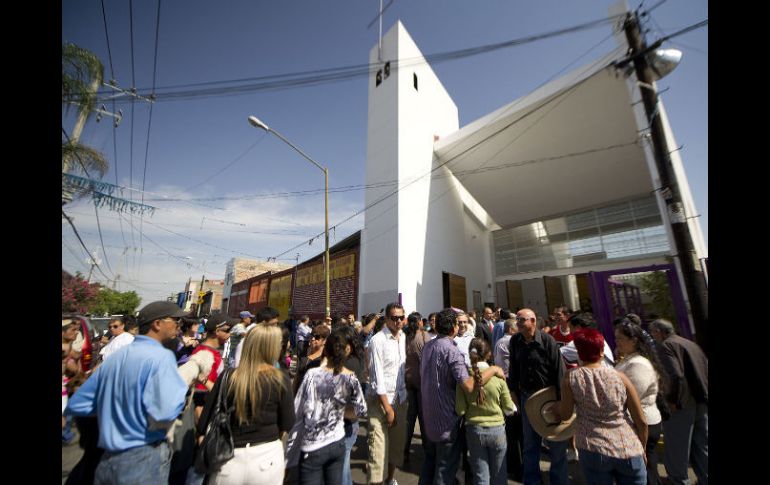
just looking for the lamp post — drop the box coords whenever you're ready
[618,13,708,354]
[248,116,331,319]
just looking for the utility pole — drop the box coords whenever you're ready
[622,12,708,354]
[197,274,206,317]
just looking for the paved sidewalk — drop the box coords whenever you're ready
[63,419,696,484]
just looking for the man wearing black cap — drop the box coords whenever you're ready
[66,301,189,484]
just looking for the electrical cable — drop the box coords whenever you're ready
[62,209,112,281]
[78,14,625,103]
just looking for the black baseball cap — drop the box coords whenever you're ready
[204,313,236,332]
[137,301,188,327]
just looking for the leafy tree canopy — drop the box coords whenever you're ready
[91,288,142,316]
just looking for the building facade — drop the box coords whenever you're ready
[358,16,707,344]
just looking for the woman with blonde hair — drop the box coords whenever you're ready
[197,325,295,484]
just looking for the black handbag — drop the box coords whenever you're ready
[194,368,235,474]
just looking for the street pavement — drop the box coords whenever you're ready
[63,418,696,484]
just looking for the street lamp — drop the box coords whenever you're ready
[248,115,331,318]
[618,14,708,354]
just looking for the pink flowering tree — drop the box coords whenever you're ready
[62,272,99,314]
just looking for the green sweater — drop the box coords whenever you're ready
[455,362,516,427]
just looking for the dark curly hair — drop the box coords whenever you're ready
[616,320,669,395]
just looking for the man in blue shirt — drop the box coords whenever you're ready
[67,301,189,485]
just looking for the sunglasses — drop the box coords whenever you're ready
[388,315,405,322]
[109,324,121,329]
[312,334,326,340]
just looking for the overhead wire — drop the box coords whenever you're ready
[77,14,626,103]
[128,0,138,277]
[185,133,266,190]
[99,0,115,77]
[266,20,710,262]
[68,12,704,286]
[118,211,221,276]
[268,59,616,262]
[142,218,270,260]
[138,0,164,281]
[62,238,93,273]
[62,209,312,235]
[93,199,116,277]
[63,209,112,281]
[100,0,131,279]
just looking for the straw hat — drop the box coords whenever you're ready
[524,386,576,442]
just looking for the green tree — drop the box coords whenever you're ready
[91,288,142,316]
[639,271,678,326]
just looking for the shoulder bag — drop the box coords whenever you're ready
[194,368,235,474]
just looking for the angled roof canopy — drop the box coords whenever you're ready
[433,51,653,229]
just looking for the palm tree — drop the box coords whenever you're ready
[62,42,109,204]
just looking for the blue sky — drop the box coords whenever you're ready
[62,0,708,304]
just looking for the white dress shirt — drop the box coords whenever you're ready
[366,326,407,405]
[232,323,257,368]
[99,332,135,361]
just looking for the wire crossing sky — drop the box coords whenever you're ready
[62,0,708,305]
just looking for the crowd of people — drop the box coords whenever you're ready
[62,300,707,485]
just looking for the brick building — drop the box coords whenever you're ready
[226,231,361,321]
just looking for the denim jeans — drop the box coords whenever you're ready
[645,422,662,485]
[466,424,508,485]
[419,419,463,485]
[342,420,360,485]
[62,414,75,444]
[299,437,346,485]
[520,391,568,485]
[94,441,172,485]
[662,402,708,485]
[579,448,647,485]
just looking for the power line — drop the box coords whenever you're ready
[119,211,227,277]
[62,209,112,281]
[62,238,93,273]
[80,14,624,103]
[185,134,266,190]
[142,218,270,260]
[269,60,616,261]
[99,0,115,79]
[93,200,116,276]
[128,0,138,277]
[138,0,164,277]
[62,209,312,235]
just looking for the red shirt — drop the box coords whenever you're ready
[191,344,223,392]
[550,325,574,345]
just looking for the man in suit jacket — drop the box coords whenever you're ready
[650,318,708,485]
[475,306,495,347]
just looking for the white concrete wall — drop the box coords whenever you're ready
[359,23,401,314]
[359,21,494,315]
